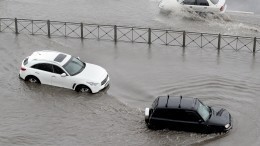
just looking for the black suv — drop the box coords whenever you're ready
[145,96,232,133]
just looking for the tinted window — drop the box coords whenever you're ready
[183,0,196,5]
[152,98,159,108]
[185,111,200,122]
[153,109,184,121]
[54,54,67,62]
[197,101,210,121]
[210,0,219,4]
[32,63,53,73]
[63,57,85,76]
[153,109,201,122]
[197,0,209,6]
[23,58,28,65]
[53,65,65,74]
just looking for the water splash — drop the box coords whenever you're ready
[158,0,182,14]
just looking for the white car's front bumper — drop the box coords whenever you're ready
[90,76,110,93]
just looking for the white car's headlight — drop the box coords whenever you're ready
[225,124,230,129]
[87,82,99,86]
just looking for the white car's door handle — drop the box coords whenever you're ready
[35,72,39,74]
[190,6,192,8]
[52,76,56,77]
[204,7,207,9]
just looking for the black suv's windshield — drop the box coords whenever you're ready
[197,101,210,121]
[63,57,85,76]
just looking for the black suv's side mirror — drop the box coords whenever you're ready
[198,119,203,124]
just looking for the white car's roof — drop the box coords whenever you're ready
[28,50,71,66]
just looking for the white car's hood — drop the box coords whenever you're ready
[217,0,226,7]
[75,63,107,82]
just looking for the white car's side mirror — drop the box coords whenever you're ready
[61,73,66,77]
[77,57,80,60]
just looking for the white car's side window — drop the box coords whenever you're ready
[197,0,209,6]
[53,65,65,75]
[183,0,196,5]
[31,63,53,73]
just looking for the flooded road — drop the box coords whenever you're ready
[1,32,260,145]
[1,0,260,145]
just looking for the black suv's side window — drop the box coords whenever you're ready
[53,65,65,74]
[185,111,201,122]
[152,98,159,108]
[31,63,53,73]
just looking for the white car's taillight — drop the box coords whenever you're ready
[220,5,225,11]
[20,67,26,71]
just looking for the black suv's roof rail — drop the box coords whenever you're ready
[157,96,197,110]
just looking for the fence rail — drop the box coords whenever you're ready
[0,18,259,53]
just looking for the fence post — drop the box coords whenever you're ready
[148,28,151,44]
[182,31,186,47]
[218,34,221,50]
[47,20,50,38]
[15,18,18,34]
[253,37,256,53]
[114,25,117,42]
[81,23,84,39]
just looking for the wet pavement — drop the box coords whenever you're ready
[1,0,260,145]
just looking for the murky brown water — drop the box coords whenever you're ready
[1,0,260,145]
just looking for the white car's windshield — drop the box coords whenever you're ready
[63,57,85,76]
[210,0,219,4]
[197,101,210,121]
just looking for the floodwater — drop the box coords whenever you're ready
[0,0,260,146]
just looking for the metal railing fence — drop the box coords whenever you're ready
[0,18,259,53]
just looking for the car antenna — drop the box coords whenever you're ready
[179,95,182,108]
[165,95,169,107]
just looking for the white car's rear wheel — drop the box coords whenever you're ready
[26,76,41,84]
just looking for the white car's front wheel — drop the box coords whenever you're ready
[76,85,92,93]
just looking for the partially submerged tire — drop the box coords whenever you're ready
[76,85,92,93]
[25,76,41,84]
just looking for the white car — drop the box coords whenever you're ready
[159,0,227,14]
[19,50,109,93]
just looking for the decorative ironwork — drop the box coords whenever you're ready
[0,18,259,54]
[221,36,254,52]
[151,29,167,45]
[83,24,99,39]
[151,29,183,46]
[17,19,32,34]
[0,18,15,32]
[256,38,260,52]
[32,20,48,35]
[50,21,66,37]
[200,33,218,49]
[64,22,81,38]
[186,32,202,48]
[98,25,114,41]
[132,27,148,43]
[117,26,134,42]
